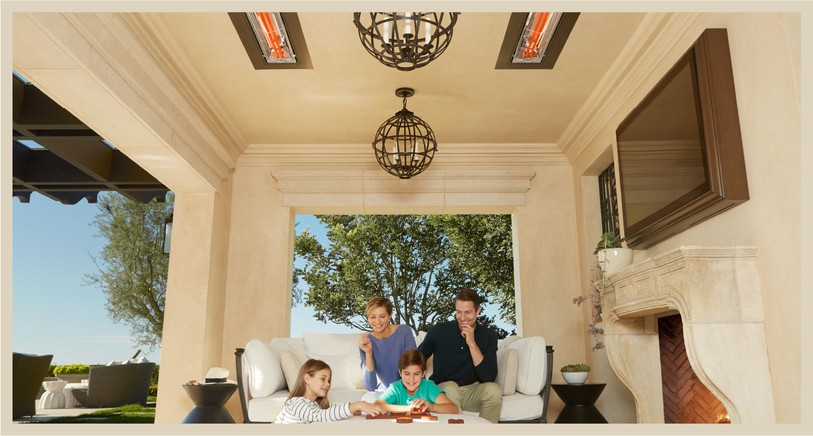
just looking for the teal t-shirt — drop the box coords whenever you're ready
[379,379,443,405]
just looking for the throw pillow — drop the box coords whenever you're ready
[280,351,303,392]
[244,339,285,397]
[498,334,522,350]
[495,348,519,395]
[508,336,547,395]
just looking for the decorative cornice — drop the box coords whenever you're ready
[237,143,569,168]
[121,13,246,165]
[559,13,703,164]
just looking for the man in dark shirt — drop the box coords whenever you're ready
[418,288,502,423]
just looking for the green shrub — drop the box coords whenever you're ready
[560,363,591,373]
[151,365,160,386]
[47,364,57,377]
[53,364,91,375]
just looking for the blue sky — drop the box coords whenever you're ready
[13,198,511,365]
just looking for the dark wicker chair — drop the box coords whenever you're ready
[13,352,53,419]
[71,362,155,408]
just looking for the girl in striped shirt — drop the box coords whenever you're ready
[274,358,383,423]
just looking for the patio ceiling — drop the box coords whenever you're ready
[12,75,169,204]
[152,12,645,147]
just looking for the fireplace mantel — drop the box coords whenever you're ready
[602,246,775,423]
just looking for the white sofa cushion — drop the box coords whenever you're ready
[248,390,289,423]
[508,336,547,395]
[243,339,285,398]
[309,353,363,390]
[302,332,363,390]
[499,334,522,350]
[495,348,518,395]
[499,391,545,421]
[279,351,302,392]
[302,332,361,356]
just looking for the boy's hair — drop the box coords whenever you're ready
[365,296,393,317]
[455,288,481,310]
[286,358,331,409]
[398,349,427,373]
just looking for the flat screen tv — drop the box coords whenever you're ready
[616,28,749,249]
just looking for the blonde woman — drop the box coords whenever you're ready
[359,297,417,391]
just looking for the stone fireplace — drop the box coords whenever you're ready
[602,246,775,424]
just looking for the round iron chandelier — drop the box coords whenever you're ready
[353,12,460,71]
[372,88,437,179]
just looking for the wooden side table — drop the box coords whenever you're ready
[552,383,608,423]
[182,382,237,423]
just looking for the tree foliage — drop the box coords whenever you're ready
[85,192,172,349]
[294,214,514,336]
[433,215,516,324]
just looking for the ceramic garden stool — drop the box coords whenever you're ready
[39,380,68,409]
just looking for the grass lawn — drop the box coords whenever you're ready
[40,404,155,423]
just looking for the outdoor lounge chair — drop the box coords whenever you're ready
[71,362,155,408]
[13,352,53,419]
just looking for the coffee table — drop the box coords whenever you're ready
[337,413,492,424]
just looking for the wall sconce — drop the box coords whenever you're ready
[162,214,173,254]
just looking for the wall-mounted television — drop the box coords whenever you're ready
[616,28,749,249]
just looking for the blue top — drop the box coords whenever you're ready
[379,379,443,406]
[418,320,498,386]
[359,324,417,391]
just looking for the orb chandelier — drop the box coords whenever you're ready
[353,12,460,71]
[372,88,437,179]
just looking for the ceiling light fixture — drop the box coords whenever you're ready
[372,88,437,179]
[353,13,460,71]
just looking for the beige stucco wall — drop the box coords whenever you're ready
[570,13,800,423]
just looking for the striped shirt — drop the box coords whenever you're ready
[274,397,353,424]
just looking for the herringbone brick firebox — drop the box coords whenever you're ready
[658,314,728,423]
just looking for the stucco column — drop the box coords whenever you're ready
[512,165,581,421]
[220,166,295,422]
[154,187,232,424]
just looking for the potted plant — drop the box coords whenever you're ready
[561,363,591,385]
[53,363,91,383]
[594,231,632,275]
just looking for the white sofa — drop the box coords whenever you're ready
[235,331,553,423]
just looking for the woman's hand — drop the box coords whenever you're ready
[359,333,372,354]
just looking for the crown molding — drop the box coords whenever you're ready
[238,142,569,169]
[122,13,247,162]
[559,13,703,164]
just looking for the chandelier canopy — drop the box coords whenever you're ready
[372,88,437,179]
[353,12,460,71]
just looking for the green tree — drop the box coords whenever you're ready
[294,215,514,335]
[434,215,516,325]
[85,192,172,349]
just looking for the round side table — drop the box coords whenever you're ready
[552,383,608,423]
[181,382,237,423]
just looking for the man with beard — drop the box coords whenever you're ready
[417,288,501,423]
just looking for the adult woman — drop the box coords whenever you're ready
[359,297,416,391]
